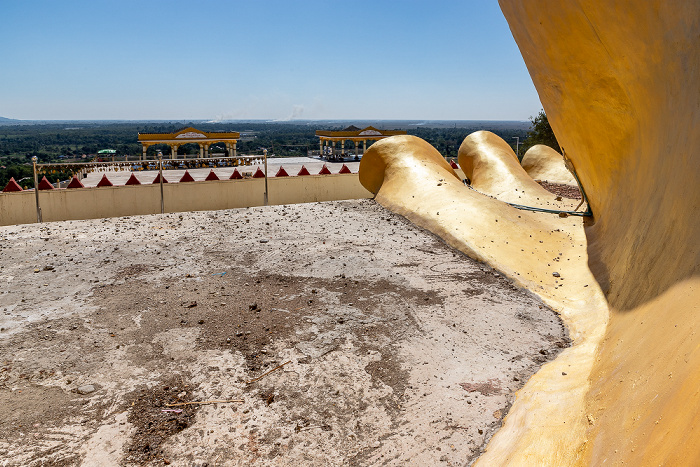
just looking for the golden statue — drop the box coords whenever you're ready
[359,1,700,464]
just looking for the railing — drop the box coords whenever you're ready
[2,156,359,224]
[1,169,371,226]
[316,149,365,160]
[33,155,265,178]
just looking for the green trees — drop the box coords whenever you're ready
[525,109,560,153]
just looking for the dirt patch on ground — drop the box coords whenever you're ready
[0,384,84,437]
[0,199,569,466]
[537,180,582,199]
[123,376,199,465]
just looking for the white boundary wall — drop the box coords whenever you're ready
[0,174,373,226]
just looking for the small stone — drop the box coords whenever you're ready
[371,441,381,448]
[77,385,96,395]
[259,239,269,243]
[552,272,561,277]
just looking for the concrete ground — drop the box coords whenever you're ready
[80,157,361,187]
[0,199,568,466]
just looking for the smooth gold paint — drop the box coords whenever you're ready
[521,144,577,187]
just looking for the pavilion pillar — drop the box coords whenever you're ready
[142,145,147,161]
[233,141,237,157]
[199,144,204,159]
[341,140,345,155]
[204,144,209,158]
[355,140,359,157]
[319,139,323,156]
[171,145,178,159]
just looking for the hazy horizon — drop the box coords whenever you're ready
[0,117,532,131]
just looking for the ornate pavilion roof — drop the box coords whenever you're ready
[138,127,240,142]
[315,126,406,139]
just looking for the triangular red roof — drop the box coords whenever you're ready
[96,175,113,187]
[450,160,459,169]
[339,164,352,174]
[318,165,332,175]
[125,174,141,185]
[205,170,220,181]
[275,166,289,177]
[253,168,266,178]
[38,176,55,190]
[229,169,242,179]
[180,170,195,182]
[66,176,85,189]
[2,177,23,192]
[297,165,311,176]
[152,173,169,184]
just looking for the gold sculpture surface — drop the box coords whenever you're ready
[520,144,577,187]
[359,1,699,464]
[458,131,577,209]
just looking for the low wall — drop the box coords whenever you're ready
[0,174,373,226]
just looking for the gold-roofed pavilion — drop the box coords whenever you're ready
[316,125,406,160]
[138,127,240,160]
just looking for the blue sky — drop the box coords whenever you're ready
[0,1,541,121]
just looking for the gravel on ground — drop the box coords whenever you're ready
[0,199,568,466]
